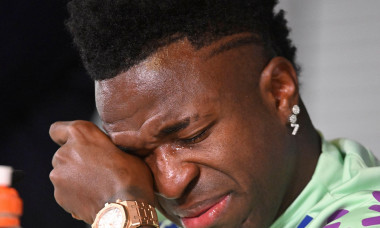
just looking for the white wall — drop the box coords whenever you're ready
[277,0,380,157]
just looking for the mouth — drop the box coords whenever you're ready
[180,194,231,228]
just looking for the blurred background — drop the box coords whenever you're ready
[0,1,379,227]
[277,0,380,157]
[0,1,94,227]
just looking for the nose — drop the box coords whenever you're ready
[147,145,200,199]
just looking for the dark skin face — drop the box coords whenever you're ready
[94,34,304,227]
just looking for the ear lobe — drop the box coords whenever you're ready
[259,57,299,122]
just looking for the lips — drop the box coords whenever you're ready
[180,194,230,228]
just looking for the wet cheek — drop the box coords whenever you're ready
[208,129,267,181]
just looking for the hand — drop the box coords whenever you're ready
[49,120,154,224]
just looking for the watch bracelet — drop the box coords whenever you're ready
[122,201,159,227]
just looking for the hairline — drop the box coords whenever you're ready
[100,33,273,81]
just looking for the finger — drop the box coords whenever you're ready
[50,169,76,216]
[49,121,72,146]
[51,146,66,168]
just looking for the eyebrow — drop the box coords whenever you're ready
[206,35,263,59]
[157,118,191,137]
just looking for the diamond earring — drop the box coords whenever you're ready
[289,105,300,135]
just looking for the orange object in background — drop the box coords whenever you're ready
[0,166,23,228]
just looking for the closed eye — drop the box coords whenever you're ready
[180,128,209,144]
[179,120,216,144]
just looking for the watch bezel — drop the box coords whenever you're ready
[92,203,128,228]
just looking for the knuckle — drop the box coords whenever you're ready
[49,169,58,184]
[49,122,57,134]
[67,120,97,140]
[51,156,58,169]
[67,123,85,140]
[49,122,61,139]
[51,148,65,168]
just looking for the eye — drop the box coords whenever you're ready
[180,128,209,144]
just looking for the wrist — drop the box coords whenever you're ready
[106,188,155,206]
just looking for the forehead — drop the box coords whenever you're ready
[95,35,266,131]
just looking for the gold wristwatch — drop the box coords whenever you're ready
[92,200,159,228]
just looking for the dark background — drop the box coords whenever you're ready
[0,1,95,227]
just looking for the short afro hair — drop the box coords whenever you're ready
[66,0,299,80]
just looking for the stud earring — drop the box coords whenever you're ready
[289,104,300,135]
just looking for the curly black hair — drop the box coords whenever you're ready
[66,0,299,80]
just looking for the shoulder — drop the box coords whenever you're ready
[327,137,379,168]
[299,136,380,228]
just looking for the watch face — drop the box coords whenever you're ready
[97,205,127,228]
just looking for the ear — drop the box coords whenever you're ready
[259,57,299,124]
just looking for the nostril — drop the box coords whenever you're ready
[175,175,200,203]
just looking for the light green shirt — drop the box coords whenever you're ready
[160,135,380,228]
[271,136,380,228]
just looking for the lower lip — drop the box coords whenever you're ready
[181,194,230,228]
